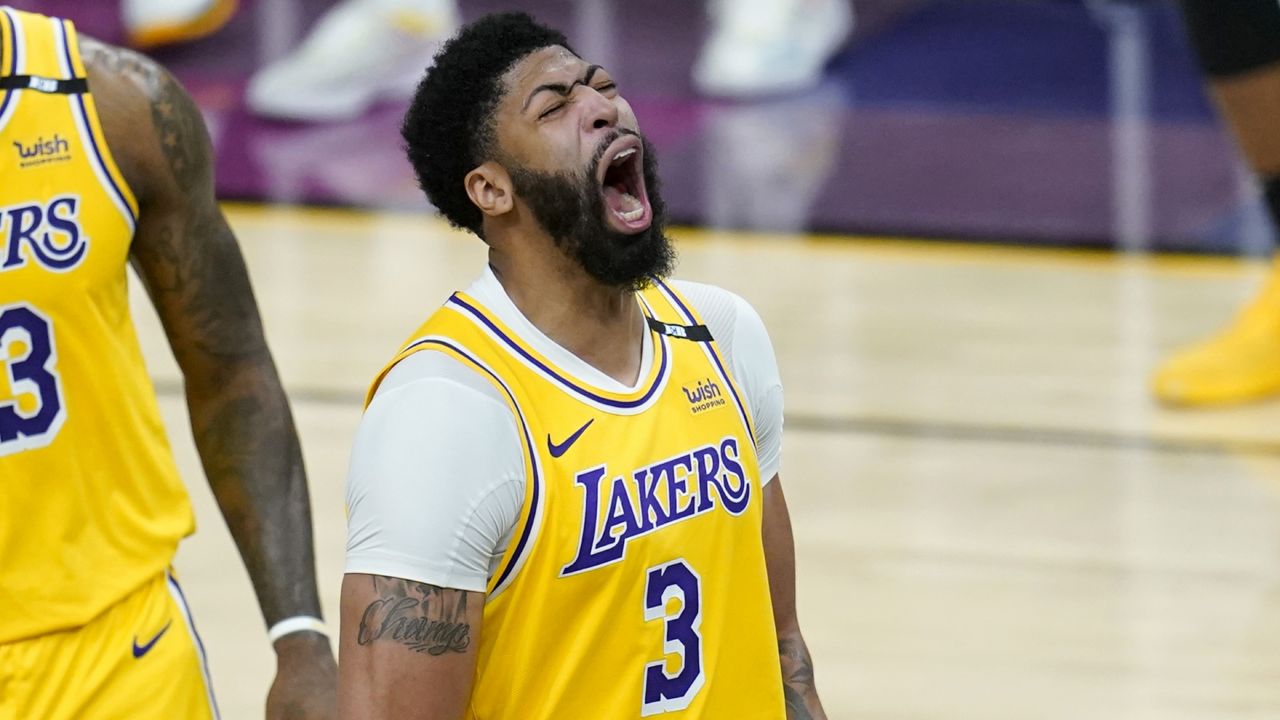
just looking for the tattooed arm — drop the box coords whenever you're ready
[763,476,827,720]
[81,38,337,719]
[340,574,484,719]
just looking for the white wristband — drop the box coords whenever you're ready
[267,616,328,643]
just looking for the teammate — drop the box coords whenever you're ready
[0,7,336,719]
[339,12,824,720]
[1154,0,1280,405]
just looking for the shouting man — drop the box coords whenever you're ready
[340,13,825,720]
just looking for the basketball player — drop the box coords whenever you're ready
[340,12,825,720]
[0,7,336,719]
[1154,1,1280,405]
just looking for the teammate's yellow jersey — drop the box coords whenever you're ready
[0,7,193,644]
[367,280,786,718]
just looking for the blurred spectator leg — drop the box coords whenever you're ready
[1153,0,1280,406]
[246,0,459,122]
[694,0,854,98]
[123,0,239,48]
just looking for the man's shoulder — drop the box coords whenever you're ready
[376,348,505,404]
[78,34,207,202]
[78,36,166,137]
[360,348,518,457]
[668,278,749,309]
[665,278,766,345]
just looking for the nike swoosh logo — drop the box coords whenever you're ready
[132,620,172,659]
[547,419,594,458]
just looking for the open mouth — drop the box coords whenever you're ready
[597,136,652,233]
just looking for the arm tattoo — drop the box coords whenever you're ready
[147,72,204,193]
[780,635,819,720]
[357,577,472,656]
[136,61,263,360]
[84,39,323,629]
[85,38,263,360]
[81,40,202,194]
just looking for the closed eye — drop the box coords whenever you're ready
[539,102,566,120]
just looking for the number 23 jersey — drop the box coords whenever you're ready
[0,8,192,644]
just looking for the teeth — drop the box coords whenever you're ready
[611,148,637,166]
[615,192,644,221]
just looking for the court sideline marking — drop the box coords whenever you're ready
[151,379,1280,459]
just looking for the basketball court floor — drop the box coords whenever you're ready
[130,203,1280,719]
[3,0,1277,716]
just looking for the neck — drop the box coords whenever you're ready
[487,227,645,386]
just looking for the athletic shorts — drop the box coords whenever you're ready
[0,569,219,720]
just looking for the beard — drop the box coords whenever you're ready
[507,133,676,291]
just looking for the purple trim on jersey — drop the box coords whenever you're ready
[446,294,669,410]
[400,337,543,595]
[58,19,135,227]
[0,8,20,121]
[166,573,223,720]
[653,279,757,447]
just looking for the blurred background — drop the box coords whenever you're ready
[20,0,1280,717]
[15,0,1267,253]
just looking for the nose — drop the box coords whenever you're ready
[579,85,619,132]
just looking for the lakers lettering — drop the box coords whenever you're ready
[561,437,752,576]
[0,196,89,273]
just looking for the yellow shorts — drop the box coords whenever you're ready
[0,570,219,720]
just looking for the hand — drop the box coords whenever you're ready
[267,631,339,720]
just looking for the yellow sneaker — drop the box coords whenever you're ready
[1153,261,1280,406]
[124,0,238,49]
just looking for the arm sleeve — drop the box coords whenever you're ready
[727,294,785,484]
[344,364,524,593]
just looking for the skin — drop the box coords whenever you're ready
[762,479,827,720]
[467,47,646,387]
[1208,65,1280,175]
[338,577,482,720]
[339,46,825,720]
[78,37,337,719]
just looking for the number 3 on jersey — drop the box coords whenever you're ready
[0,303,66,456]
[642,559,705,716]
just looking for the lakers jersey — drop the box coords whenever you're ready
[0,8,193,644]
[366,280,786,718]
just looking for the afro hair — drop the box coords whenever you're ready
[402,12,574,237]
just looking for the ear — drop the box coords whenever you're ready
[465,161,514,218]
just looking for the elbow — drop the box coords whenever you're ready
[181,349,283,412]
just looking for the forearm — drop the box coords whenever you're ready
[779,628,825,720]
[339,574,481,720]
[187,351,322,627]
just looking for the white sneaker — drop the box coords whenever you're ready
[694,0,854,98]
[246,0,459,122]
[123,0,238,48]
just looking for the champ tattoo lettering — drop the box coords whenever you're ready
[357,577,471,655]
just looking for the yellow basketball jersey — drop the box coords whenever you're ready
[0,8,193,644]
[367,280,786,718]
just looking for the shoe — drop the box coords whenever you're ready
[693,0,854,98]
[246,0,459,123]
[1152,260,1280,406]
[123,0,238,48]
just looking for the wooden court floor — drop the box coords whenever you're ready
[134,204,1280,719]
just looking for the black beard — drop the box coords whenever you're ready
[507,134,676,291]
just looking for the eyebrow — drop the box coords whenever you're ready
[522,64,603,112]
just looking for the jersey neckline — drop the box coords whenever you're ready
[445,266,672,412]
